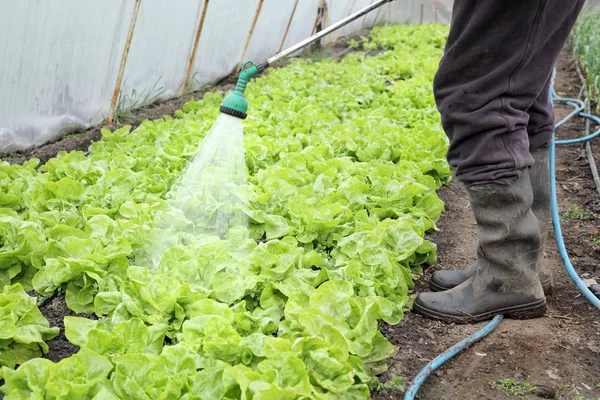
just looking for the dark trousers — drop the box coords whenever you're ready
[433,0,585,185]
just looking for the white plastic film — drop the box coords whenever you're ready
[0,0,468,153]
[0,0,134,153]
[281,0,322,51]
[244,0,298,65]
[120,0,202,102]
[190,0,261,91]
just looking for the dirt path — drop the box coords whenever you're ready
[374,51,600,399]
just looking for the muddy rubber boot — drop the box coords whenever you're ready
[414,170,546,323]
[529,148,553,294]
[429,149,553,294]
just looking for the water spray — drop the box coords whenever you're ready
[220,0,396,119]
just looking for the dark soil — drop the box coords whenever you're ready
[0,296,95,400]
[38,296,97,363]
[374,50,600,400]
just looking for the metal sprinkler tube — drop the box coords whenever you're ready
[219,0,395,119]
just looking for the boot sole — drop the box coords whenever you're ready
[429,280,553,296]
[413,299,546,325]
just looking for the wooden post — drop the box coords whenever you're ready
[311,0,325,36]
[237,0,265,73]
[324,2,332,44]
[107,0,142,126]
[183,0,210,96]
[278,0,300,53]
[309,0,326,53]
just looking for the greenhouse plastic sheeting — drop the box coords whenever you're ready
[0,0,133,153]
[2,0,596,153]
[0,0,454,153]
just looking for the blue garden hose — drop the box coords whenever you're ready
[404,71,600,400]
[403,315,504,400]
[549,86,600,310]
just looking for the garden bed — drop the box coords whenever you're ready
[1,26,599,400]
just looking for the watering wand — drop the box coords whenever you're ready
[220,0,396,119]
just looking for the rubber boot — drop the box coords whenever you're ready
[530,148,553,294]
[414,169,546,323]
[429,148,553,294]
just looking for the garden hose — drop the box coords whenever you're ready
[404,69,600,400]
[549,80,600,310]
[403,315,504,400]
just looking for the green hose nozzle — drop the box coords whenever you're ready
[220,61,269,119]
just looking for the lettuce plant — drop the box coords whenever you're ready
[0,284,59,369]
[1,24,450,399]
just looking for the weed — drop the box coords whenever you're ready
[302,49,331,62]
[186,71,212,94]
[113,76,165,125]
[561,204,595,220]
[63,131,87,138]
[372,374,406,393]
[572,12,600,113]
[489,379,536,396]
[555,383,577,399]
[0,153,19,163]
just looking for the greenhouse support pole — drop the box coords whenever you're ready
[183,0,210,96]
[324,2,333,44]
[309,0,326,54]
[237,0,265,73]
[107,0,143,126]
[278,0,300,53]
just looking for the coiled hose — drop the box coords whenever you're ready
[404,69,600,400]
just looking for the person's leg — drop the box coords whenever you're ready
[428,64,556,294]
[415,0,584,323]
[433,0,584,185]
[428,147,554,295]
[429,146,554,294]
[528,76,554,152]
[415,169,545,323]
[527,76,555,292]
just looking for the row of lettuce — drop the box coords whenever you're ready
[572,12,600,112]
[0,25,450,399]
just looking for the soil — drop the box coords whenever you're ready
[1,32,599,400]
[38,296,97,363]
[374,50,600,400]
